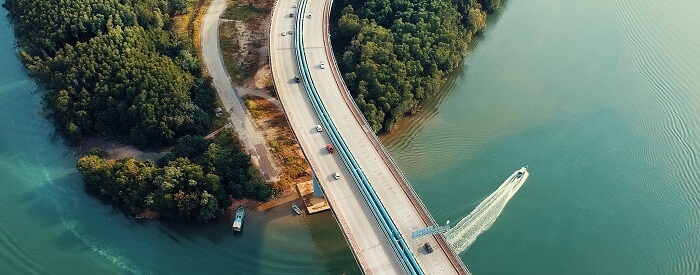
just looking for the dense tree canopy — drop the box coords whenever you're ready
[333,0,496,132]
[5,0,271,222]
[3,0,216,146]
[77,130,273,223]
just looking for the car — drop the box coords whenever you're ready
[424,243,433,253]
[333,172,341,180]
[292,4,297,8]
[320,63,325,69]
[290,13,294,18]
[307,14,311,18]
[315,125,323,132]
[294,76,300,83]
[288,30,293,35]
[326,144,335,154]
[282,32,287,36]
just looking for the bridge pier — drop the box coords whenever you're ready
[313,173,324,198]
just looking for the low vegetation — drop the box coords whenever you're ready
[223,1,269,22]
[219,0,309,190]
[243,96,310,191]
[333,0,501,132]
[219,0,270,84]
[78,130,272,222]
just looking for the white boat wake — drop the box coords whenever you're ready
[445,167,529,253]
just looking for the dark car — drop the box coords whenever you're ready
[424,243,433,253]
[294,76,301,83]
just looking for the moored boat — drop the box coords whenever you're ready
[232,205,245,232]
[292,204,302,215]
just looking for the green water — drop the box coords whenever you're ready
[0,4,356,274]
[2,0,699,273]
[382,0,700,273]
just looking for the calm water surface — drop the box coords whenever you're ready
[1,0,699,273]
[0,2,355,274]
[382,0,700,273]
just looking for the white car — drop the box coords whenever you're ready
[288,30,293,35]
[320,63,325,69]
[315,125,323,132]
[293,4,297,8]
[333,172,341,180]
[282,32,287,36]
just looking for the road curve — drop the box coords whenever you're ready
[270,0,469,272]
[300,0,469,273]
[319,1,470,274]
[269,0,406,273]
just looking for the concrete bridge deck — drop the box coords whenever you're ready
[269,0,469,273]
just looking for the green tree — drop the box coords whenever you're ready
[333,0,496,132]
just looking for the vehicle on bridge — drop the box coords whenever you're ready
[326,144,335,154]
[333,172,341,180]
[424,243,433,253]
[315,124,323,132]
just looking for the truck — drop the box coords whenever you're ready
[326,144,335,154]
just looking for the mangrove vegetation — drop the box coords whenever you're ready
[333,0,501,132]
[78,130,272,222]
[3,0,276,222]
[3,0,216,146]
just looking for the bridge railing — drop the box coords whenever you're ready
[266,0,372,270]
[294,0,423,273]
[322,1,470,274]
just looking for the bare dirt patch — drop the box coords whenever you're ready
[76,136,164,161]
[243,96,311,191]
[219,0,310,194]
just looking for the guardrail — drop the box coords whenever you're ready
[267,0,370,270]
[321,2,469,274]
[294,0,422,274]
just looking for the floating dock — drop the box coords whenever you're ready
[295,180,330,214]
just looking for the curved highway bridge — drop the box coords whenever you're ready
[269,0,469,273]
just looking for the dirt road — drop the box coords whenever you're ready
[200,0,279,182]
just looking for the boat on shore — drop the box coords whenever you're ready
[292,204,302,215]
[232,206,245,232]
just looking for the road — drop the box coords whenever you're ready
[300,0,466,273]
[270,0,407,273]
[201,0,279,182]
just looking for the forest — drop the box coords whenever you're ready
[78,130,272,222]
[3,0,215,146]
[3,0,275,221]
[333,0,501,132]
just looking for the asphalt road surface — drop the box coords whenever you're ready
[270,0,410,273]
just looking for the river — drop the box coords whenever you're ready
[382,0,700,273]
[1,0,698,273]
[0,3,356,274]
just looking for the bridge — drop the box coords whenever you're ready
[269,0,469,273]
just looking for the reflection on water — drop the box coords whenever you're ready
[0,5,357,274]
[1,0,700,273]
[382,0,700,273]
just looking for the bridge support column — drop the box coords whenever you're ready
[313,173,324,198]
